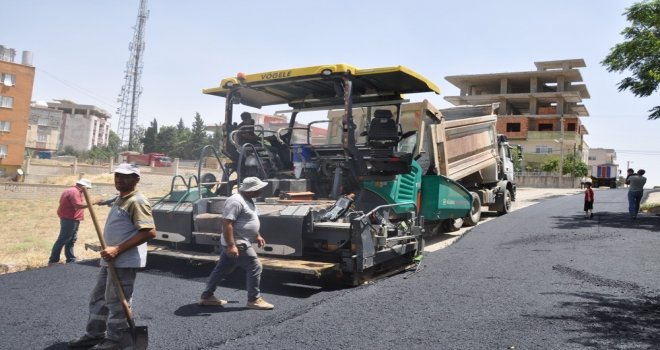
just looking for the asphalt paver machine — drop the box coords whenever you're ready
[151,64,472,285]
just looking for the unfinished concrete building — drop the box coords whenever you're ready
[26,102,63,156]
[47,99,111,152]
[444,59,591,172]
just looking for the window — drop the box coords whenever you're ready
[535,145,553,154]
[588,156,596,161]
[0,168,5,177]
[506,123,521,132]
[567,123,576,131]
[0,144,7,157]
[0,120,10,132]
[37,133,48,142]
[38,117,49,126]
[538,123,553,131]
[1,73,16,87]
[0,96,13,108]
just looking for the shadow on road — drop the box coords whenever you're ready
[551,212,659,233]
[43,342,67,350]
[536,290,660,348]
[139,254,343,299]
[174,302,250,317]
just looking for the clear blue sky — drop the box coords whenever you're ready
[4,0,659,187]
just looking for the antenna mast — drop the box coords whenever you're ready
[116,0,149,150]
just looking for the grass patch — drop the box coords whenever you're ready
[641,202,660,212]
[0,198,111,274]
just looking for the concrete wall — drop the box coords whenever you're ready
[4,158,225,200]
[61,113,94,151]
[516,175,580,189]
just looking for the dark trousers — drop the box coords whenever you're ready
[48,218,80,263]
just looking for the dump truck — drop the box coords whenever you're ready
[326,100,518,232]
[590,164,618,188]
[150,64,477,285]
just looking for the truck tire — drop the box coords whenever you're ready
[497,189,511,216]
[463,193,482,226]
[442,218,463,232]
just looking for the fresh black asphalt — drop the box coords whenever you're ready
[1,189,658,349]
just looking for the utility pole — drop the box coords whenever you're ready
[116,0,149,150]
[558,114,564,187]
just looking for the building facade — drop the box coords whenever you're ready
[0,45,34,178]
[47,99,111,152]
[444,59,591,173]
[26,102,63,156]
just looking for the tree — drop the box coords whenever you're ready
[541,157,560,173]
[602,0,660,120]
[156,126,178,156]
[60,145,80,157]
[142,118,158,153]
[511,147,523,172]
[189,112,209,158]
[86,145,112,165]
[562,154,589,177]
[129,125,145,152]
[107,130,122,156]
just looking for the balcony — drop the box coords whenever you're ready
[527,131,580,142]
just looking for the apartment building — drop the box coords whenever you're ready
[444,59,591,172]
[0,45,34,178]
[26,102,63,155]
[47,99,111,152]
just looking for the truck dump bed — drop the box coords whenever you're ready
[401,101,500,182]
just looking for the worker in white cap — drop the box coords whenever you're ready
[48,178,92,266]
[199,176,274,310]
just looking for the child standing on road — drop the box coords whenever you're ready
[584,181,594,219]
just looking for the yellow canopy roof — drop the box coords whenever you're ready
[203,64,440,109]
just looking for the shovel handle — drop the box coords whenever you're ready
[82,187,137,327]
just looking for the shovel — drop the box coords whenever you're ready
[82,187,149,350]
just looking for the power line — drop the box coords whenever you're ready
[616,149,660,156]
[36,67,116,110]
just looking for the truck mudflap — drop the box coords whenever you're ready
[148,246,338,277]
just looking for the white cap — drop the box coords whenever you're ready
[76,178,92,188]
[114,163,141,176]
[238,177,268,192]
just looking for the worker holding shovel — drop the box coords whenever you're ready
[68,163,156,350]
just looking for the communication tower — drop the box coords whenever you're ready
[116,0,148,150]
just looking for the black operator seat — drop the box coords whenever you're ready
[367,109,398,147]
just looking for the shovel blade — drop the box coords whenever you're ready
[118,326,148,350]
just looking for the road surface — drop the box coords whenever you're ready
[1,188,658,349]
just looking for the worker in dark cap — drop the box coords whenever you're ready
[237,112,259,145]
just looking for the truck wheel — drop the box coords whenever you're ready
[497,190,511,216]
[463,193,482,226]
[442,218,463,232]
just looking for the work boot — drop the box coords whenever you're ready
[198,295,228,306]
[67,334,103,348]
[90,339,119,350]
[247,297,274,310]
